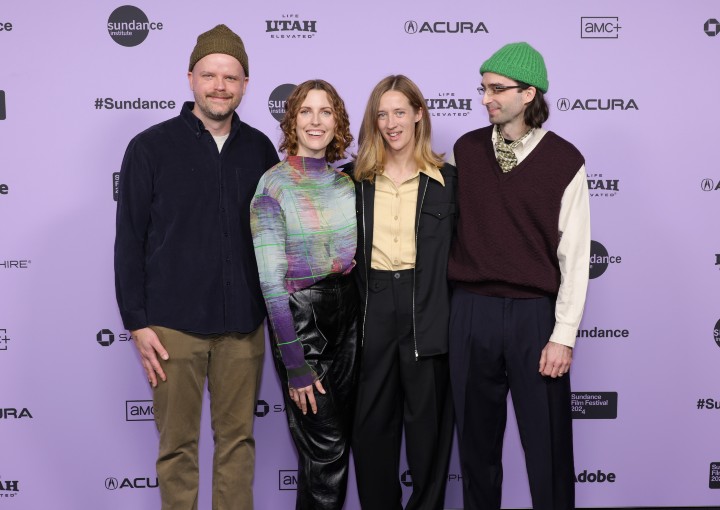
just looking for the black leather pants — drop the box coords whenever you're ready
[272,273,360,510]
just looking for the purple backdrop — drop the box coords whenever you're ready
[1,1,719,508]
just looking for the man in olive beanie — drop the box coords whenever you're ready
[115,23,279,510]
[448,42,590,510]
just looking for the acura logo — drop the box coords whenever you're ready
[701,178,715,191]
[404,20,418,34]
[105,477,119,490]
[557,98,570,111]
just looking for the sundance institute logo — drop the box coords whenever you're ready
[107,5,163,47]
[268,84,296,121]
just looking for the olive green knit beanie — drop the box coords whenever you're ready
[189,24,249,76]
[480,42,548,93]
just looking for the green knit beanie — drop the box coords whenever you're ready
[480,42,548,93]
[189,24,249,76]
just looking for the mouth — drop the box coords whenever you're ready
[306,130,326,138]
[385,131,401,141]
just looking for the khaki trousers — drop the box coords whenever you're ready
[151,324,265,510]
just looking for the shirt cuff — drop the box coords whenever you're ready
[549,322,578,348]
[287,363,316,389]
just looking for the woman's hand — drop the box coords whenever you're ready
[289,379,326,415]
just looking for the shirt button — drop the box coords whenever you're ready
[394,216,398,220]
[394,237,398,243]
[224,232,229,237]
[221,207,226,213]
[393,272,401,279]
[393,259,399,265]
[226,281,231,286]
[226,257,231,262]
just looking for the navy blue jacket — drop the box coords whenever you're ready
[114,102,279,334]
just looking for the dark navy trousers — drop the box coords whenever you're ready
[449,288,574,510]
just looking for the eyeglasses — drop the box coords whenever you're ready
[477,84,524,96]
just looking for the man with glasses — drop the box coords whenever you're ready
[448,42,590,510]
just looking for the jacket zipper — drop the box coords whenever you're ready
[360,183,369,347]
[412,180,429,361]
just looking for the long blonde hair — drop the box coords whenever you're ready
[354,75,444,182]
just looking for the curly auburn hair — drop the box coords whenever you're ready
[279,80,353,163]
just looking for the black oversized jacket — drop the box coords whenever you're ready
[351,163,457,357]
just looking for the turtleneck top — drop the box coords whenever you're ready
[250,156,357,388]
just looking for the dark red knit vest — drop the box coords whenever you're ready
[448,126,584,298]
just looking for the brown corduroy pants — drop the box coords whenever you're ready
[150,324,265,510]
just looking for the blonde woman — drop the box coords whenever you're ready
[350,75,456,510]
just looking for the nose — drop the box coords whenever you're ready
[214,77,225,90]
[310,112,321,125]
[482,93,493,106]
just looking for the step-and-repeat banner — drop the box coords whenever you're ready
[1,1,719,508]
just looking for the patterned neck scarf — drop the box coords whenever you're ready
[494,125,534,173]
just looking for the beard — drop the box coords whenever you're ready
[195,94,240,122]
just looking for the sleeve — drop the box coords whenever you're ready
[250,179,315,389]
[264,135,281,169]
[549,166,591,348]
[114,138,153,331]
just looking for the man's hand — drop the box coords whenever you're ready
[131,327,169,387]
[288,379,326,415]
[538,341,572,378]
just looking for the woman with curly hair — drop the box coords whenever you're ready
[250,79,357,510]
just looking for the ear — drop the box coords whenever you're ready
[241,76,249,96]
[187,71,194,91]
[522,86,537,106]
[414,107,423,123]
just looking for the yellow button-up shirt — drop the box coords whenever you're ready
[371,166,445,270]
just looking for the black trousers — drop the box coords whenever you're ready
[353,269,454,510]
[449,289,574,510]
[272,274,360,510]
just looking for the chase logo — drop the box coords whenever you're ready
[0,90,6,120]
[96,328,132,347]
[705,19,720,37]
[97,329,115,346]
[581,17,621,39]
[400,469,413,487]
[255,399,270,417]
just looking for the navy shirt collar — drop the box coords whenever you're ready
[180,101,242,140]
